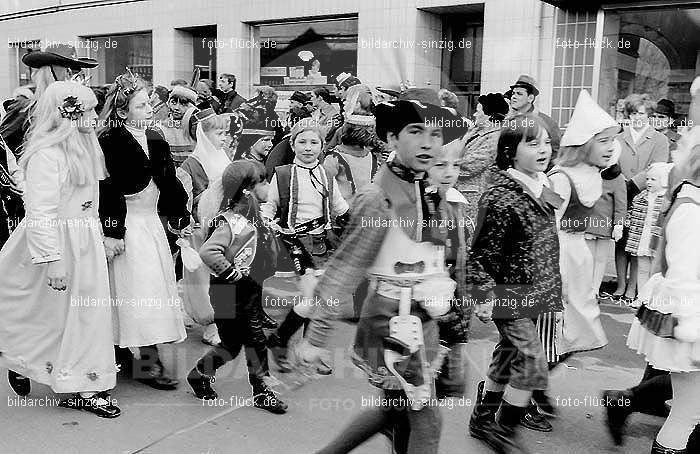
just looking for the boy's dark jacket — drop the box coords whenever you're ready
[467,168,563,319]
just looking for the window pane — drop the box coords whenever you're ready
[85,33,152,84]
[598,6,699,132]
[554,67,563,87]
[564,67,573,87]
[553,88,562,107]
[257,18,358,88]
[563,88,572,107]
[555,42,564,66]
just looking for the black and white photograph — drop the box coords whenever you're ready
[0,0,699,453]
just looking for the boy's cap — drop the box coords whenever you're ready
[375,99,467,143]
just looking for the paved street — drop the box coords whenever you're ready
[1,300,661,454]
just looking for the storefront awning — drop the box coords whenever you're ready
[542,0,699,11]
[541,1,614,11]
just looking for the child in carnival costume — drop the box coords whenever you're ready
[262,118,349,374]
[0,81,120,418]
[186,160,288,414]
[297,96,467,454]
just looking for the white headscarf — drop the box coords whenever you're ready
[197,176,225,230]
[190,122,231,184]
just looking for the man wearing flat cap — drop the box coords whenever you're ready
[297,93,468,453]
[508,74,561,159]
[155,85,199,167]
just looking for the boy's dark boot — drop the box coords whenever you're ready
[531,389,557,417]
[472,397,529,454]
[602,389,635,445]
[491,400,529,454]
[520,402,552,432]
[251,376,288,414]
[7,370,30,396]
[187,365,218,400]
[469,381,504,439]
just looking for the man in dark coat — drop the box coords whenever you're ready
[218,73,246,113]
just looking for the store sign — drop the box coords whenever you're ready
[261,66,287,77]
[289,66,305,79]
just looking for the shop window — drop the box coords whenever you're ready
[255,17,358,89]
[11,40,41,87]
[84,32,153,84]
[441,12,484,118]
[598,6,699,130]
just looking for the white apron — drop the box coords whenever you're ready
[110,180,186,347]
[556,230,608,355]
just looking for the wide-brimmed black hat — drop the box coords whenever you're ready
[375,99,467,143]
[655,99,676,118]
[22,43,98,70]
[377,84,401,99]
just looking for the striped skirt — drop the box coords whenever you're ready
[536,311,562,365]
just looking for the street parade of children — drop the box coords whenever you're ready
[1,41,700,454]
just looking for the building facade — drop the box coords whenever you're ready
[1,0,698,125]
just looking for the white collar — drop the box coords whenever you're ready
[507,168,550,198]
[678,183,700,203]
[446,187,468,204]
[125,124,146,138]
[293,157,320,169]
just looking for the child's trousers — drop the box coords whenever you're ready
[196,275,269,381]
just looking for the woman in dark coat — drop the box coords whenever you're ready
[457,93,509,225]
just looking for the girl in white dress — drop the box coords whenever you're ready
[626,101,700,454]
[98,71,190,390]
[0,81,120,418]
[547,90,619,358]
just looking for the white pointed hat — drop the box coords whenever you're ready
[561,90,620,147]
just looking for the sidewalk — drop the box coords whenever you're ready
[0,302,660,453]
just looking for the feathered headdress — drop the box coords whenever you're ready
[114,67,140,98]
